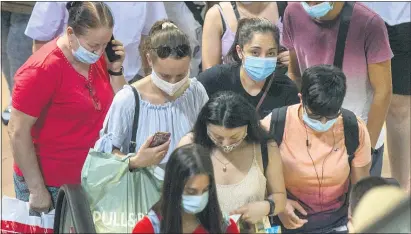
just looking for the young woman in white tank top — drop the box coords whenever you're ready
[178,91,286,225]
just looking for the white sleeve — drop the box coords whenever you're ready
[141,2,168,35]
[25,2,67,41]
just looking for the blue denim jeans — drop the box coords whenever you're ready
[1,11,32,96]
[13,172,59,217]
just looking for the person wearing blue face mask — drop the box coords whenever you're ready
[301,1,334,19]
[261,65,372,233]
[132,144,239,234]
[198,17,299,119]
[283,2,393,179]
[8,1,127,216]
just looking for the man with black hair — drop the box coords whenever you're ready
[261,64,371,233]
[283,2,393,177]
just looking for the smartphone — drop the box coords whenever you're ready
[149,132,171,148]
[105,35,121,62]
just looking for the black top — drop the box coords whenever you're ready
[198,63,299,118]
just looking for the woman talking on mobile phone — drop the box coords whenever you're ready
[94,20,209,169]
[133,144,239,233]
[8,1,126,215]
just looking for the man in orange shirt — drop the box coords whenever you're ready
[261,64,371,233]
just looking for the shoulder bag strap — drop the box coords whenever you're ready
[256,75,275,112]
[333,2,355,69]
[129,86,140,153]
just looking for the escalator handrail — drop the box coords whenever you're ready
[54,184,96,233]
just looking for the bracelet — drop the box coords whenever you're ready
[108,66,123,76]
[265,199,275,216]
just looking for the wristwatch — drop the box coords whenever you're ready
[108,66,123,76]
[265,199,275,216]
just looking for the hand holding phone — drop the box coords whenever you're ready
[129,134,171,169]
[149,132,171,148]
[105,35,121,62]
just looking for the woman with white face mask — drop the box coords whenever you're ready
[95,20,209,169]
[199,18,299,119]
[178,91,286,228]
[132,144,239,233]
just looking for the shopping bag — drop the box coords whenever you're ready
[1,196,54,233]
[81,148,163,233]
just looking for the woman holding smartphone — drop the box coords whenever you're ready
[94,20,208,169]
[133,144,239,233]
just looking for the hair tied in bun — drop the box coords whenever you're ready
[161,22,178,30]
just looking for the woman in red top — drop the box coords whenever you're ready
[133,144,239,234]
[8,1,126,216]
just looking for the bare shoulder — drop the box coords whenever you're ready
[260,113,272,132]
[131,76,157,102]
[204,5,222,27]
[177,133,195,148]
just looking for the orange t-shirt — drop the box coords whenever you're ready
[280,104,371,213]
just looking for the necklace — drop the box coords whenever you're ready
[213,155,232,172]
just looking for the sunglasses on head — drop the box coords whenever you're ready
[152,44,190,59]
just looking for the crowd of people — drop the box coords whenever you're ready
[2,1,410,233]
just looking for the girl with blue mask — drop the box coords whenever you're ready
[198,18,299,119]
[132,144,239,233]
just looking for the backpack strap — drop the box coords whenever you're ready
[341,108,359,166]
[231,1,241,20]
[333,2,355,69]
[129,86,140,153]
[269,106,288,146]
[261,142,268,175]
[184,2,204,26]
[147,210,161,234]
[277,2,288,20]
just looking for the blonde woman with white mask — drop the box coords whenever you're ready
[95,20,209,169]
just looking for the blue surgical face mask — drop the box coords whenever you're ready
[72,37,101,64]
[301,2,333,19]
[244,56,277,82]
[303,108,337,132]
[181,191,209,214]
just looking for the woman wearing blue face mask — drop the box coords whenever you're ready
[132,144,239,233]
[198,18,299,119]
[8,1,126,215]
